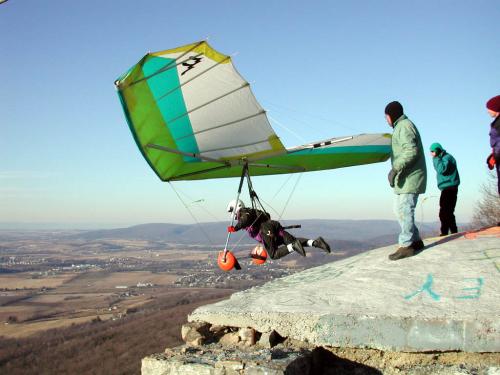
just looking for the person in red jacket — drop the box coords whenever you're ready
[226,200,331,259]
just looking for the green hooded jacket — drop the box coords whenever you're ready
[430,144,460,190]
[390,115,427,194]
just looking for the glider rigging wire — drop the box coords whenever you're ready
[168,182,216,249]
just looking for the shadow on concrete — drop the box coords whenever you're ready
[416,233,463,255]
[286,347,382,375]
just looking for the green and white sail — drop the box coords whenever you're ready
[116,41,391,181]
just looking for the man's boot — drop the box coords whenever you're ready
[313,237,331,253]
[291,240,306,257]
[388,246,414,261]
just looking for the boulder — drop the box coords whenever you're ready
[181,322,211,346]
[258,330,283,348]
[239,327,256,346]
[219,332,240,346]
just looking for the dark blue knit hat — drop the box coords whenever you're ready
[384,101,404,123]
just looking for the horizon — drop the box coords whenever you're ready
[0,218,447,231]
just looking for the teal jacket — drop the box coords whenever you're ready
[432,150,460,190]
[390,115,427,194]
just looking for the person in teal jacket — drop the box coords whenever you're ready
[385,101,427,261]
[430,143,460,236]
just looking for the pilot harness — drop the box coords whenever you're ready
[222,162,300,269]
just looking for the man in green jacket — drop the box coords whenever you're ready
[385,101,427,260]
[429,143,460,236]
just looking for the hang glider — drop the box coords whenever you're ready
[115,41,391,181]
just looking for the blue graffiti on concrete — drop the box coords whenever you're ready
[404,274,441,301]
[455,277,484,300]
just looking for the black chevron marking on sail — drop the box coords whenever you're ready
[181,56,203,75]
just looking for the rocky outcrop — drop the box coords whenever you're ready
[142,341,500,375]
[142,345,310,375]
[142,321,500,375]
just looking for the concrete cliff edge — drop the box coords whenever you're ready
[189,228,500,353]
[143,227,500,374]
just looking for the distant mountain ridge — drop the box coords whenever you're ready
[69,220,418,246]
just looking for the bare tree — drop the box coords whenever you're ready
[472,171,500,227]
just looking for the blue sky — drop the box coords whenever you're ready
[1,0,499,228]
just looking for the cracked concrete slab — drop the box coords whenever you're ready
[189,227,500,352]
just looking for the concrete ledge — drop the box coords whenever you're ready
[189,228,500,352]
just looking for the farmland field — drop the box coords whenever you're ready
[0,232,278,340]
[0,269,207,338]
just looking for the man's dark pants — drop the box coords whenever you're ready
[260,220,306,259]
[439,186,458,235]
